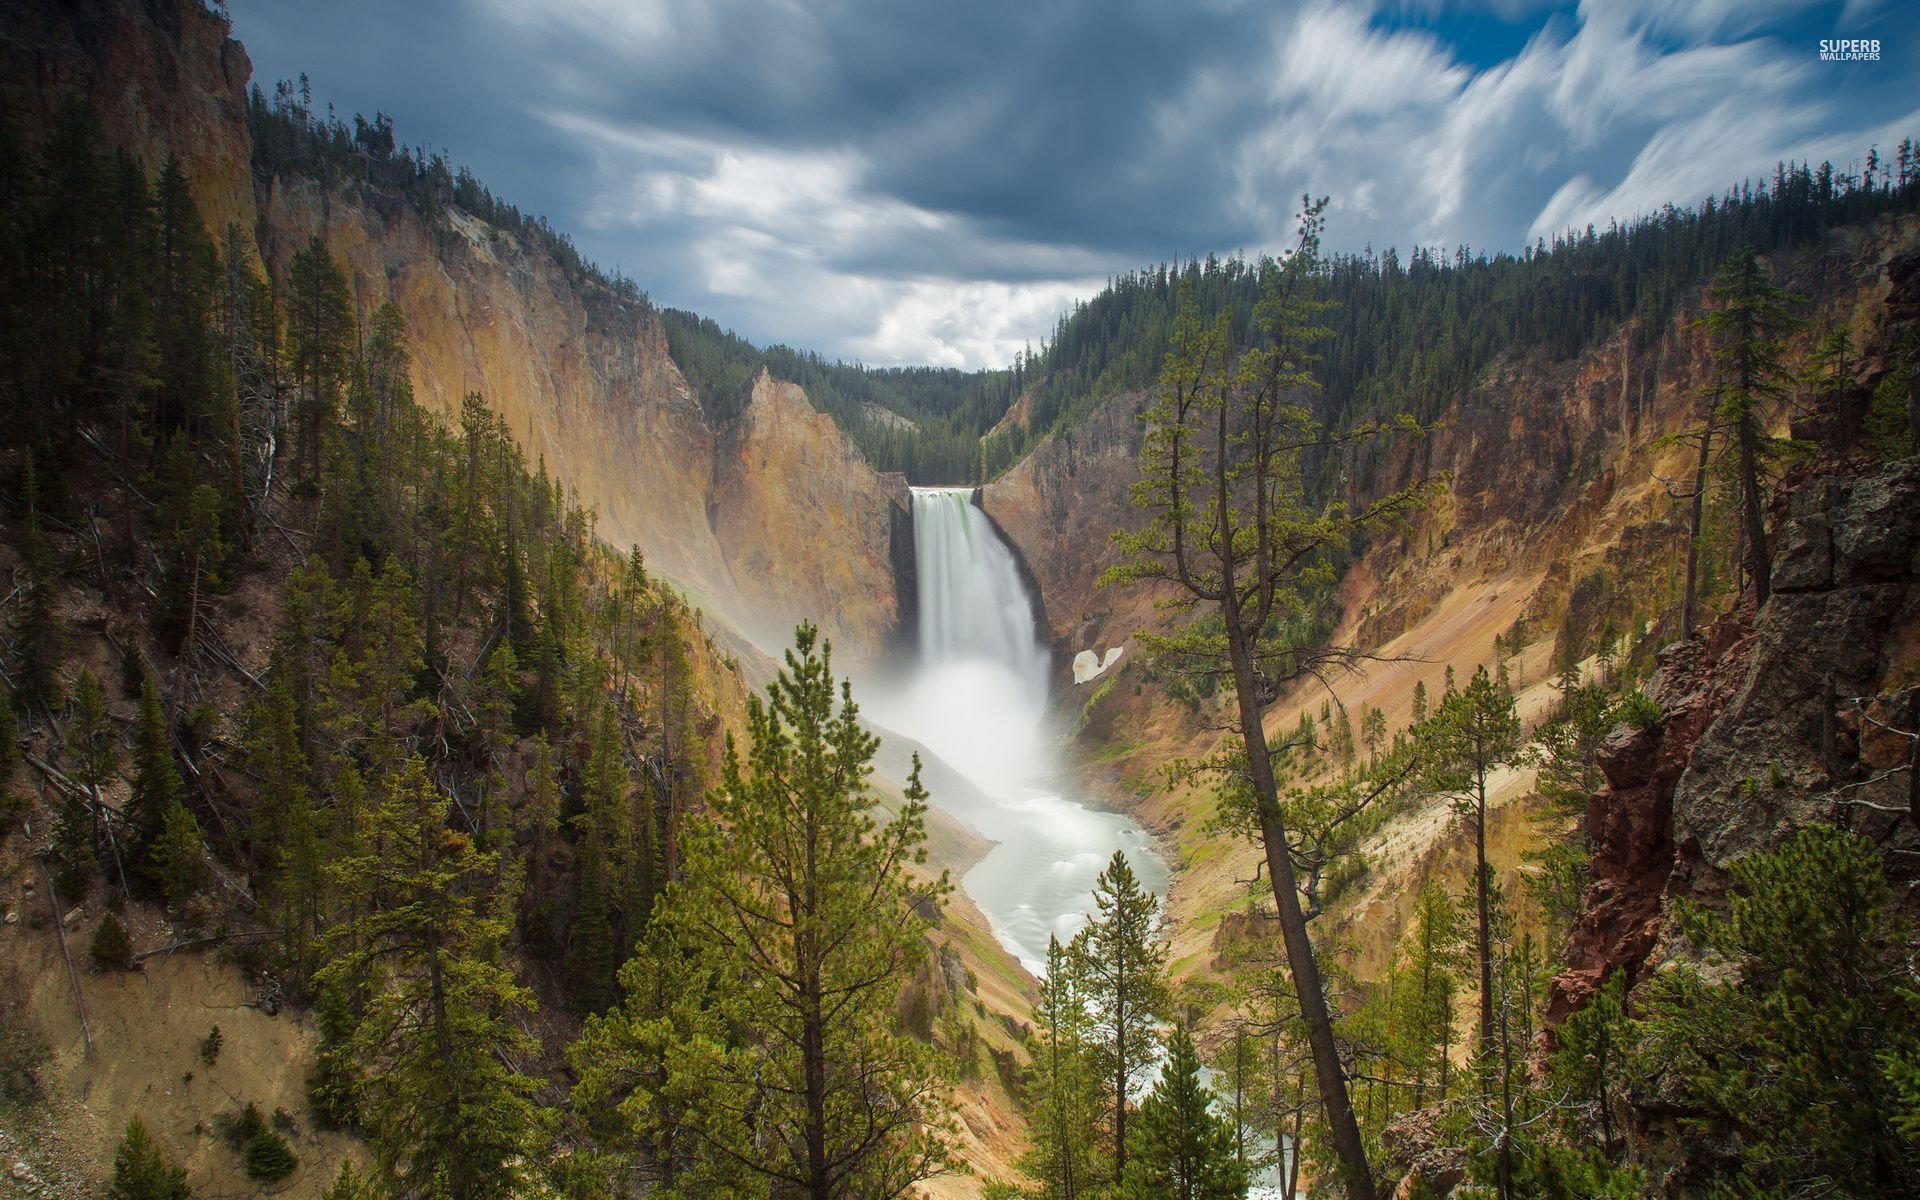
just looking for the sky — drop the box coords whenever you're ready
[230,0,1917,370]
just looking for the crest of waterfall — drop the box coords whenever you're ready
[862,486,1166,976]
[912,487,1049,706]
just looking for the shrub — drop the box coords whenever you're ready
[109,1117,192,1200]
[242,1127,298,1182]
[91,912,133,968]
[1616,688,1661,731]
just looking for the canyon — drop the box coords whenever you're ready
[3,1,1919,1197]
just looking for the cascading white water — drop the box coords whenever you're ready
[865,487,1166,975]
[915,488,1049,692]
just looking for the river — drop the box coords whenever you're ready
[863,487,1168,976]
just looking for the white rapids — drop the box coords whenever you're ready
[864,487,1167,976]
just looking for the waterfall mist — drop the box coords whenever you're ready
[863,487,1165,974]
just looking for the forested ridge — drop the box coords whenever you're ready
[5,3,1920,1197]
[989,148,1920,478]
[0,103,995,1199]
[241,62,1919,493]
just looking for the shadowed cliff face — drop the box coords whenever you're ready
[980,390,1156,672]
[0,0,257,236]
[2,0,910,664]
[256,180,910,662]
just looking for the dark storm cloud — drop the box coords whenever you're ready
[231,0,1919,368]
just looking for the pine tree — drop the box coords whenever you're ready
[1700,248,1804,607]
[286,236,354,489]
[152,798,209,906]
[158,479,227,657]
[313,757,544,1199]
[1634,826,1920,1195]
[1072,850,1170,1185]
[61,668,121,897]
[1019,935,1105,1198]
[322,1161,378,1200]
[1548,971,1628,1157]
[109,1117,192,1200]
[91,910,133,968]
[1528,670,1618,942]
[1120,1028,1247,1200]
[569,918,721,1196]
[128,670,183,879]
[1416,665,1527,1198]
[1400,881,1464,1106]
[247,674,322,983]
[1104,200,1426,1199]
[517,734,562,952]
[609,623,953,1199]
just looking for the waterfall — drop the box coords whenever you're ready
[911,487,1048,701]
[863,486,1166,975]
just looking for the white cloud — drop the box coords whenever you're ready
[539,109,1110,366]
[453,0,1917,367]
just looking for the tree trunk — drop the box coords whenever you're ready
[1681,423,1712,640]
[1736,414,1771,607]
[1475,776,1494,1067]
[1113,955,1129,1186]
[1225,616,1376,1200]
[1496,973,1515,1200]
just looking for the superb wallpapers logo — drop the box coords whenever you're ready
[1820,39,1882,62]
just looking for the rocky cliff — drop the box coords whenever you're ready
[1555,457,1920,1017]
[980,389,1152,662]
[1,0,911,665]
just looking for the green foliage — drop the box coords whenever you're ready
[1073,850,1171,1185]
[1118,1028,1247,1200]
[1416,664,1529,1099]
[1615,688,1661,731]
[1399,882,1467,1107]
[153,799,210,906]
[287,234,355,486]
[1632,826,1920,1195]
[1549,972,1630,1158]
[91,911,133,968]
[199,1025,223,1066]
[313,758,545,1200]
[65,668,118,797]
[56,668,117,898]
[1020,153,1918,459]
[1016,936,1107,1198]
[1527,668,1626,943]
[129,671,183,871]
[220,1102,299,1182]
[1863,365,1917,461]
[323,1161,380,1200]
[567,624,953,1199]
[661,308,1024,483]
[569,918,721,1196]
[109,1117,193,1200]
[243,1126,299,1182]
[1699,248,1807,601]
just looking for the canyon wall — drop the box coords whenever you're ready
[980,389,1152,663]
[983,216,1920,695]
[1,0,910,665]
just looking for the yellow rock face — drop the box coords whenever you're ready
[256,178,909,662]
[6,0,911,666]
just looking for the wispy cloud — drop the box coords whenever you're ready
[233,0,1919,368]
